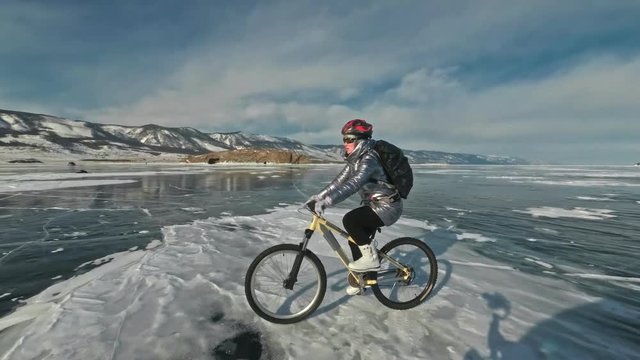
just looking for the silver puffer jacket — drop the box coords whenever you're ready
[316,139,402,226]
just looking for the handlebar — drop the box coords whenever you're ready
[299,200,323,218]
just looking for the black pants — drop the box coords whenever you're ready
[342,206,384,261]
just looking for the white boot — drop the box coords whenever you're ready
[346,274,363,295]
[348,243,380,272]
[346,285,361,296]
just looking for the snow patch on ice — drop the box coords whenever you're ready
[424,221,438,232]
[576,196,613,201]
[515,207,616,220]
[145,240,162,250]
[447,260,514,271]
[180,207,205,213]
[51,248,64,254]
[565,273,640,283]
[525,257,554,269]
[523,179,640,187]
[64,232,87,238]
[456,232,496,242]
[534,227,560,235]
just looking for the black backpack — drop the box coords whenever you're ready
[372,140,413,199]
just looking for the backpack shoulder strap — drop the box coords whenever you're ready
[366,147,395,187]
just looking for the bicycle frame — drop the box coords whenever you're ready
[284,211,411,290]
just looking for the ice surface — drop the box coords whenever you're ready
[1,205,629,360]
[1,164,638,359]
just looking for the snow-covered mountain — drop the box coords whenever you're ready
[0,109,339,161]
[0,109,528,164]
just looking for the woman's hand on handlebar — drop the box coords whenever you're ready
[304,195,319,212]
[303,195,330,216]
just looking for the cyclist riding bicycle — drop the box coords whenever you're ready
[306,119,403,296]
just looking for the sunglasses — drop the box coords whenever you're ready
[343,136,359,144]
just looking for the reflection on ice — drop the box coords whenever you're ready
[0,179,138,193]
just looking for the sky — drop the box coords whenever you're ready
[1,0,639,164]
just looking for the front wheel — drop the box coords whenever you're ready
[371,237,438,310]
[245,244,327,324]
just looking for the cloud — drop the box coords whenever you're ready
[2,0,640,163]
[365,56,640,162]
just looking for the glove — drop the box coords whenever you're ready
[304,194,320,207]
[314,197,331,217]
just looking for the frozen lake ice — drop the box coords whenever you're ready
[0,163,639,359]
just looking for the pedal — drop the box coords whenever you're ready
[348,272,376,289]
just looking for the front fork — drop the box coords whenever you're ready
[283,228,314,290]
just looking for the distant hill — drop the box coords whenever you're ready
[312,145,528,165]
[0,109,528,164]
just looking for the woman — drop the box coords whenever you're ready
[306,119,403,295]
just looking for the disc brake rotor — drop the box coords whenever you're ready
[394,267,414,285]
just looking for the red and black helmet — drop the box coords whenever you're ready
[341,119,373,138]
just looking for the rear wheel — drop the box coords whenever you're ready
[245,244,326,324]
[371,237,437,309]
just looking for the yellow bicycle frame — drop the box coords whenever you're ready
[306,213,408,287]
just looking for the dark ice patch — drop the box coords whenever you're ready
[211,330,263,360]
[210,311,224,323]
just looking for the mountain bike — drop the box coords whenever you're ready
[244,206,438,324]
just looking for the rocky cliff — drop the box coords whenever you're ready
[185,149,314,164]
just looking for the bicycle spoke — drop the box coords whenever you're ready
[248,248,324,320]
[372,239,437,308]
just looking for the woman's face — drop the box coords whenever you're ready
[344,141,357,155]
[343,135,358,155]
